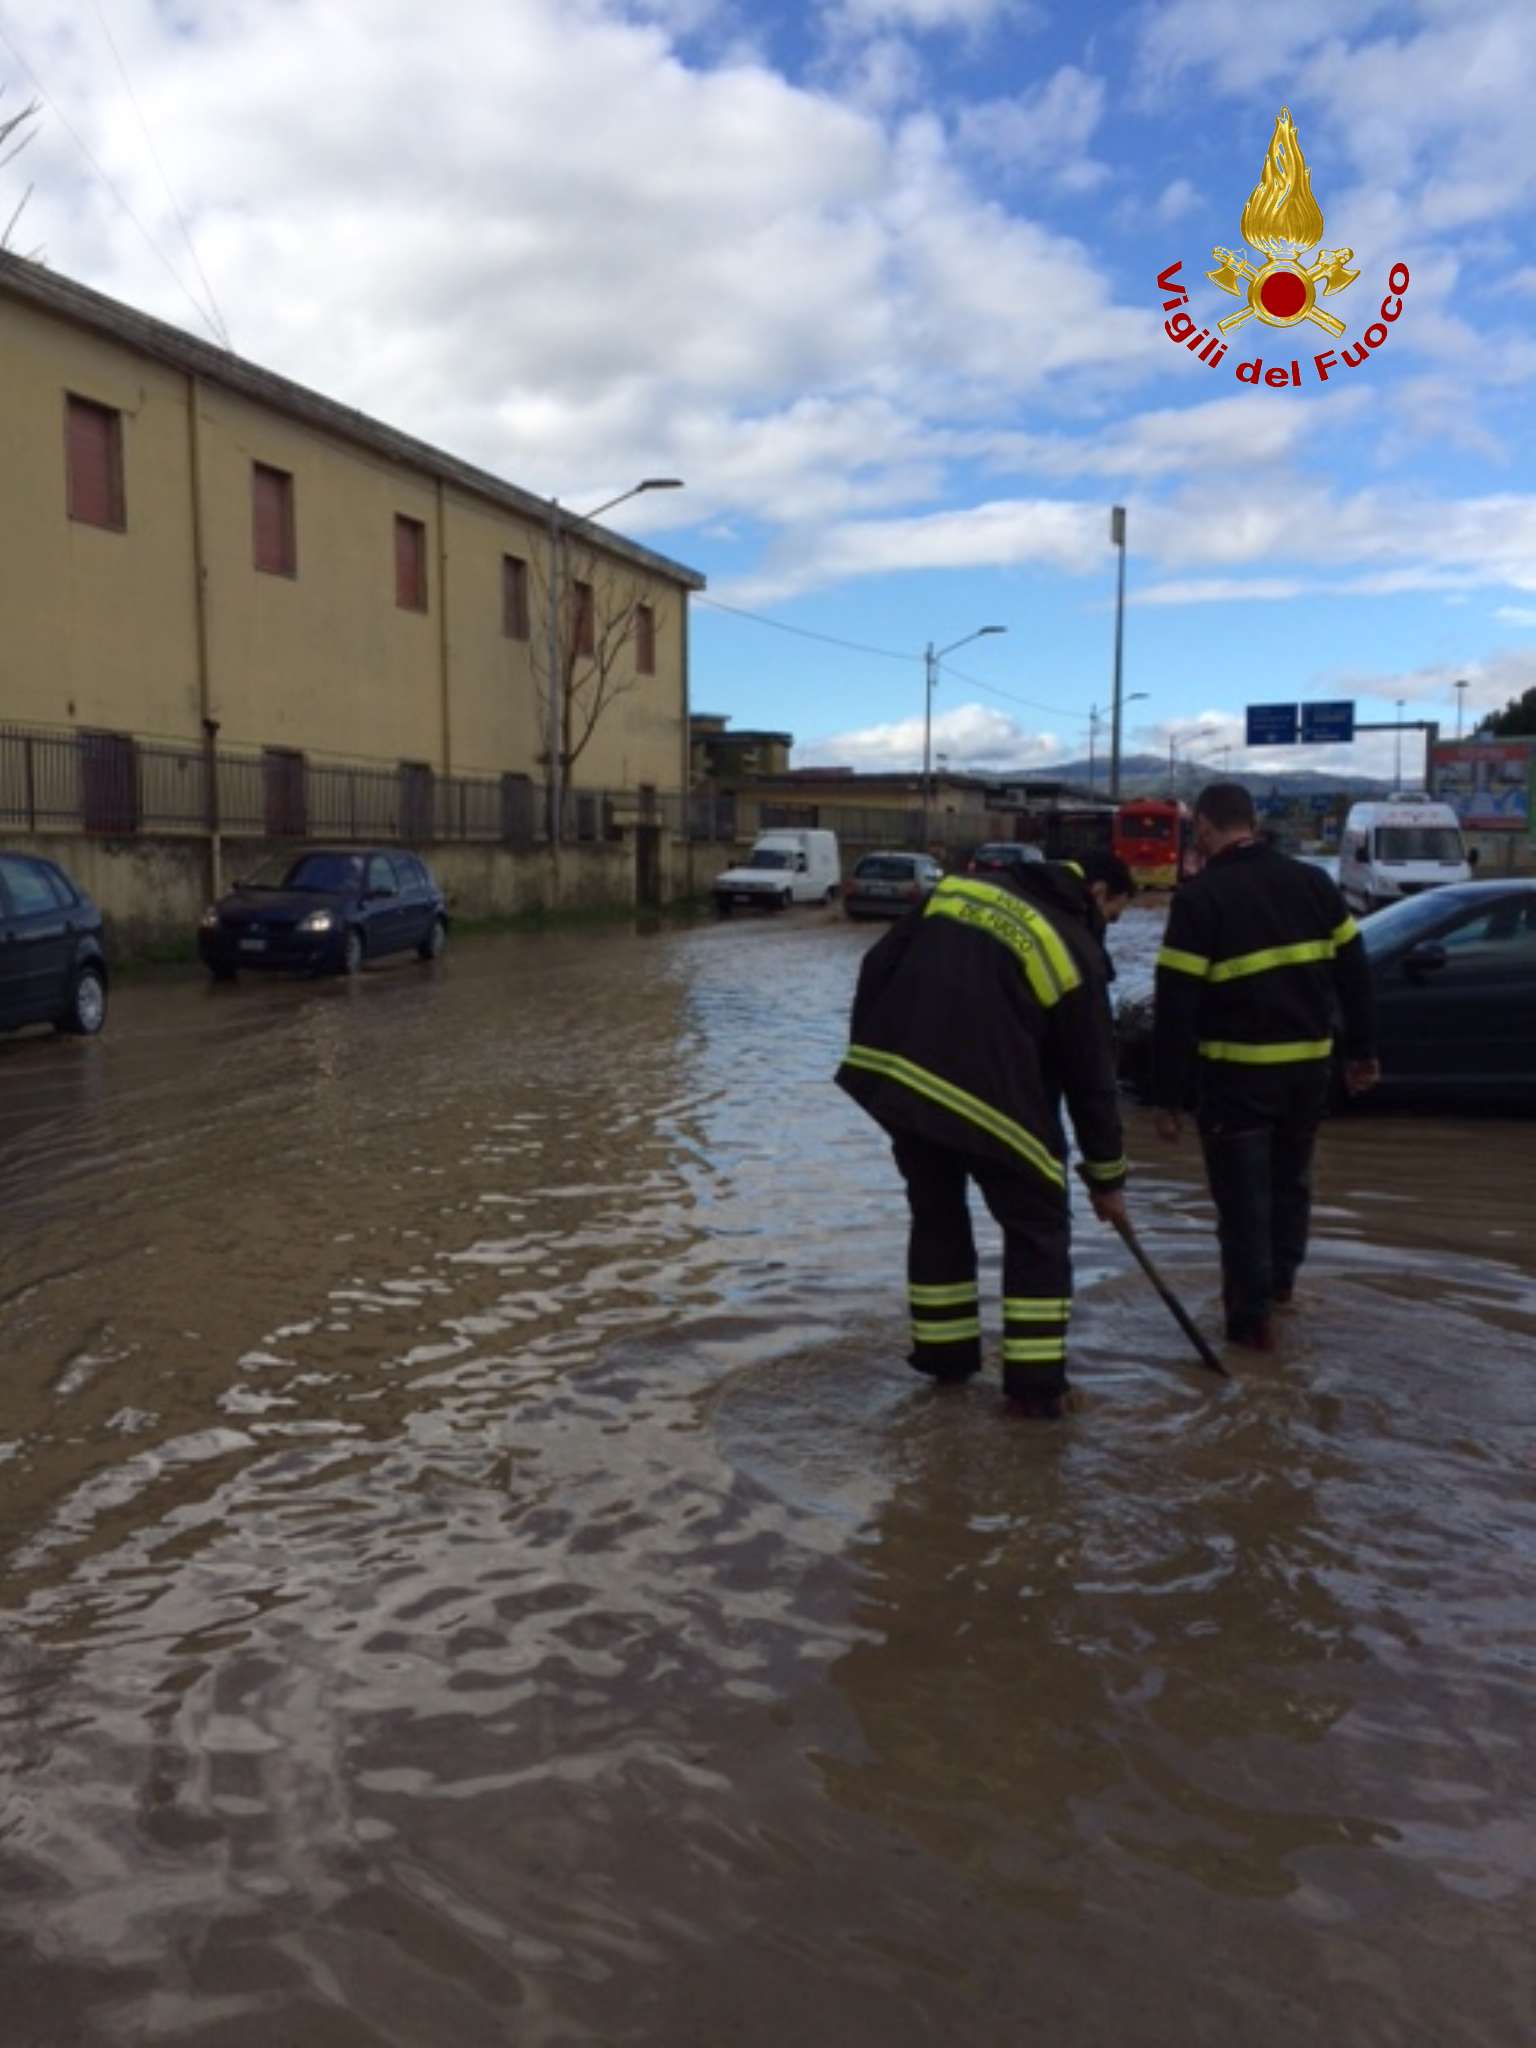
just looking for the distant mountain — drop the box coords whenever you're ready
[1024,755,1392,799]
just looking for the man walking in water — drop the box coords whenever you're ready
[837,853,1134,1420]
[1152,783,1379,1350]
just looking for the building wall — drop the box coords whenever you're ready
[1,288,691,793]
[0,296,202,738]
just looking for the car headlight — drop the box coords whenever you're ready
[298,910,337,934]
[200,906,220,929]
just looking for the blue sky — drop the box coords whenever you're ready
[6,0,1536,781]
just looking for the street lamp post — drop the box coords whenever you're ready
[1109,505,1129,800]
[1394,697,1406,788]
[1455,677,1468,740]
[546,477,683,843]
[1101,689,1147,795]
[923,626,1006,843]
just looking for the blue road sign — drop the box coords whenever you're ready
[1246,703,1299,746]
[1301,700,1355,744]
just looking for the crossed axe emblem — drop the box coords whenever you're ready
[1207,247,1359,336]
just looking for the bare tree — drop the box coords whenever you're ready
[1,90,40,254]
[529,533,664,809]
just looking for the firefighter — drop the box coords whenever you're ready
[1152,783,1379,1349]
[836,853,1134,1420]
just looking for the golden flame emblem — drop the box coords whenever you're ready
[1208,108,1358,337]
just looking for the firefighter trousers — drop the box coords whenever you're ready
[1198,1069,1326,1334]
[891,1132,1072,1398]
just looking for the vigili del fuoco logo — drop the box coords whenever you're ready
[1156,107,1409,388]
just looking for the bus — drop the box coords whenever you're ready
[1113,799,1194,889]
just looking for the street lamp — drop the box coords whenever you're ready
[923,626,1006,839]
[1109,505,1130,800]
[1394,696,1406,787]
[1455,677,1469,741]
[546,478,684,842]
[1169,724,1217,796]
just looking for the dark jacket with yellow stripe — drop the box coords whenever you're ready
[836,865,1127,1197]
[1153,840,1376,1109]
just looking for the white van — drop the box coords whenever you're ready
[712,829,842,914]
[1338,798,1471,914]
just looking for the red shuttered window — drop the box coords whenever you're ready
[503,553,530,639]
[635,602,656,675]
[65,395,125,531]
[395,515,428,611]
[252,463,297,576]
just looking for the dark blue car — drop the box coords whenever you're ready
[0,851,108,1037]
[199,848,448,980]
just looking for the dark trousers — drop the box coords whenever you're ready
[891,1132,1072,1397]
[1198,1069,1326,1332]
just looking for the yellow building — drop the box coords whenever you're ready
[0,254,703,811]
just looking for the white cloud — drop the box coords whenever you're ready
[1156,177,1200,223]
[1135,578,1307,607]
[800,702,1063,772]
[831,0,1034,34]
[982,390,1372,483]
[956,65,1109,191]
[1494,606,1536,625]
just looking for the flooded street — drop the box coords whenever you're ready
[2,909,1534,2046]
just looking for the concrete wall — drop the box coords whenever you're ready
[0,286,690,793]
[0,829,710,959]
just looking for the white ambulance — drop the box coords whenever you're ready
[1338,798,1471,915]
[712,830,842,914]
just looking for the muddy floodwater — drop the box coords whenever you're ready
[2,909,1533,2045]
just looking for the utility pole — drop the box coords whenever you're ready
[1455,677,1468,740]
[922,640,936,842]
[1394,698,1405,788]
[546,496,563,845]
[1088,705,1099,792]
[1109,506,1127,800]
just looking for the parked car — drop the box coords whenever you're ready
[199,848,448,979]
[844,851,943,919]
[713,830,842,914]
[967,841,1045,878]
[0,851,108,1038]
[1353,881,1536,1105]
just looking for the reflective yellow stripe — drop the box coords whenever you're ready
[927,877,1081,1006]
[1061,860,1084,879]
[1157,946,1211,979]
[1198,1038,1333,1065]
[1332,916,1359,947]
[908,1282,979,1308]
[1003,1298,1071,1322]
[1002,1338,1067,1363]
[912,1317,982,1344]
[841,1045,1066,1188]
[1081,1156,1127,1183]
[1208,939,1334,983]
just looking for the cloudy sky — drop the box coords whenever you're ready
[5,0,1535,779]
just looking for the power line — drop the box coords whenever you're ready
[87,0,231,350]
[695,593,916,665]
[936,663,1083,721]
[696,595,1085,720]
[0,12,227,347]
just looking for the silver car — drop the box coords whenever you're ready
[844,851,944,920]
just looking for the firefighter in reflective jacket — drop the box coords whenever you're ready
[837,856,1133,1418]
[1152,782,1379,1349]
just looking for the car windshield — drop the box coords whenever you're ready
[1375,827,1464,864]
[1358,892,1466,957]
[245,852,365,893]
[856,857,914,879]
[746,850,792,870]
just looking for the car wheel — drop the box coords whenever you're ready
[58,965,107,1036]
[208,962,239,983]
[418,917,447,962]
[714,898,733,918]
[779,891,792,912]
[341,928,366,976]
[823,885,838,905]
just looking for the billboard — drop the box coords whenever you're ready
[1431,739,1535,833]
